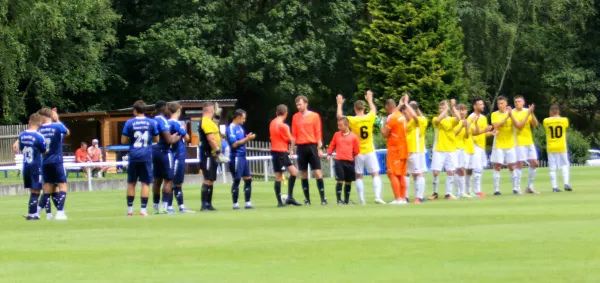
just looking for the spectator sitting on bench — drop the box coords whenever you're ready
[88,139,108,178]
[75,142,91,178]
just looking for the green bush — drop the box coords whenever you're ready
[534,126,590,164]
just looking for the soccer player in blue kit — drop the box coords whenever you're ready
[38,108,70,220]
[166,102,194,213]
[226,109,256,210]
[151,101,180,214]
[122,101,159,216]
[19,113,47,220]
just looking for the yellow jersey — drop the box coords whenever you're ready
[512,109,534,146]
[454,123,466,150]
[199,118,221,151]
[467,113,488,150]
[491,111,515,149]
[347,111,376,154]
[406,116,428,153]
[464,126,475,154]
[433,116,459,152]
[543,117,568,153]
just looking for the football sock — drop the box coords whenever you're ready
[288,175,296,198]
[389,174,401,199]
[432,175,439,194]
[404,175,411,198]
[208,185,214,205]
[493,170,500,192]
[56,191,66,211]
[343,183,351,203]
[372,175,382,200]
[355,178,365,202]
[153,193,160,206]
[244,179,252,203]
[39,193,51,214]
[458,175,465,196]
[549,168,558,188]
[173,187,184,208]
[417,176,425,199]
[274,181,282,204]
[301,179,310,202]
[316,178,325,201]
[231,178,241,204]
[515,168,522,190]
[141,197,148,209]
[51,192,59,209]
[473,169,482,193]
[28,192,39,215]
[335,183,343,202]
[465,174,472,195]
[561,166,570,186]
[445,175,454,195]
[511,170,519,191]
[201,184,208,206]
[127,196,134,214]
[527,167,537,189]
[399,174,407,199]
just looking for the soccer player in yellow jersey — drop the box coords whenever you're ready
[428,99,461,200]
[453,104,471,198]
[490,96,519,195]
[405,102,428,203]
[511,95,540,194]
[543,105,573,192]
[469,97,494,197]
[336,90,384,204]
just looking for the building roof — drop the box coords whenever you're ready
[60,99,237,120]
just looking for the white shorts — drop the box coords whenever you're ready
[516,145,538,162]
[471,146,487,171]
[431,151,457,172]
[408,153,427,174]
[355,152,380,174]
[548,152,569,169]
[491,148,517,165]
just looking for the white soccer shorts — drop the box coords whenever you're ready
[516,145,538,162]
[355,152,380,174]
[491,148,517,165]
[456,149,468,169]
[548,152,569,169]
[408,152,427,174]
[431,151,457,172]
[471,146,487,171]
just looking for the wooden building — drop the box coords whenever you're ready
[59,99,237,173]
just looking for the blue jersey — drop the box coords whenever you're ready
[169,119,187,160]
[226,123,246,158]
[153,115,171,151]
[123,117,159,162]
[38,122,68,164]
[18,130,46,168]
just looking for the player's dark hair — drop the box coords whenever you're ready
[514,95,524,101]
[400,105,407,111]
[80,142,87,147]
[276,104,288,116]
[354,100,365,111]
[233,109,246,119]
[38,108,53,119]
[472,97,484,106]
[295,95,308,104]
[167,102,181,116]
[457,104,467,110]
[133,100,145,114]
[410,103,419,112]
[549,105,560,114]
[29,113,42,126]
[385,99,396,108]
[337,116,349,125]
[497,96,507,102]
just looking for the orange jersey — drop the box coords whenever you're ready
[269,117,292,152]
[291,111,322,145]
[327,131,360,161]
[385,111,408,159]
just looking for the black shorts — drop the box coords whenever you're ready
[335,160,356,183]
[271,151,293,173]
[199,149,218,182]
[296,144,321,171]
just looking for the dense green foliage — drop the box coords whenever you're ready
[0,0,597,151]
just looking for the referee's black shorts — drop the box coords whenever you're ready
[335,160,356,183]
[296,144,321,171]
[272,151,293,173]
[199,149,218,182]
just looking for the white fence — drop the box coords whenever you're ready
[0,125,27,163]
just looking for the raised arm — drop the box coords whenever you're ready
[401,94,417,121]
[450,99,460,123]
[336,94,345,119]
[365,90,376,114]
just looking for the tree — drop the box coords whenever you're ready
[353,0,467,114]
[0,0,119,122]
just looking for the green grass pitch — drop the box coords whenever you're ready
[0,167,599,282]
